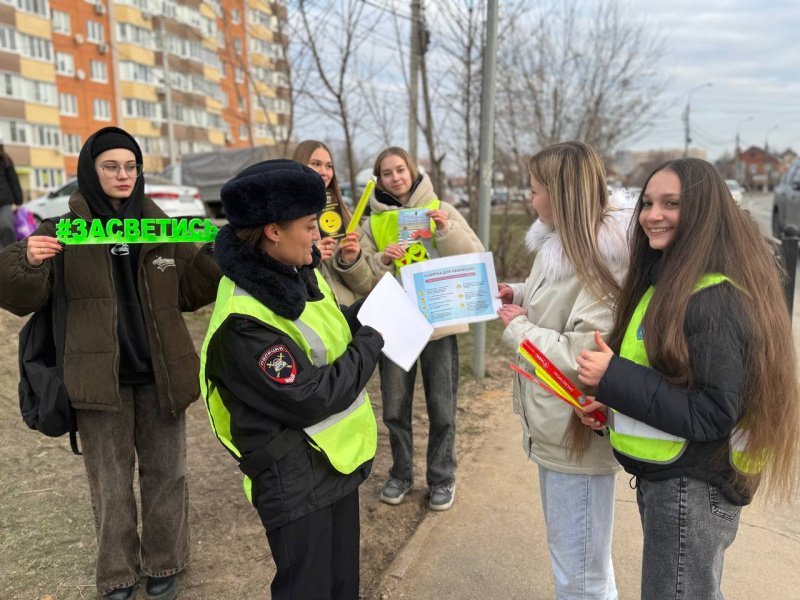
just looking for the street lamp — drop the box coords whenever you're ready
[764,124,778,153]
[683,82,713,157]
[764,124,779,191]
[734,116,753,183]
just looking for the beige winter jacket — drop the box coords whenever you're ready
[334,174,483,339]
[318,258,360,307]
[502,207,630,475]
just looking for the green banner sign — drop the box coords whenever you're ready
[55,218,219,244]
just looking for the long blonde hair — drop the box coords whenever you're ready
[528,141,621,457]
[528,141,620,303]
[609,158,800,500]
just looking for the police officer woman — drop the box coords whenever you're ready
[199,160,384,599]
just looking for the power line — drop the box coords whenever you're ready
[360,0,419,22]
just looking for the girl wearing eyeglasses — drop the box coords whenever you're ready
[0,126,221,600]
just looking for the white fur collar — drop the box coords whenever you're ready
[524,189,634,281]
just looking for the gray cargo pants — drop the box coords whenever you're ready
[76,383,190,595]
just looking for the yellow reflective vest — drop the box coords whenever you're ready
[610,273,762,474]
[370,199,440,272]
[199,271,377,501]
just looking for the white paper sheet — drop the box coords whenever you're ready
[357,272,434,372]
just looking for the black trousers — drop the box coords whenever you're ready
[265,489,360,600]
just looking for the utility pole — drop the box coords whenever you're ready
[683,82,712,158]
[735,116,753,183]
[159,18,177,167]
[408,0,421,160]
[472,0,498,379]
[682,103,690,158]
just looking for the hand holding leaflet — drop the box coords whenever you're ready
[512,339,606,425]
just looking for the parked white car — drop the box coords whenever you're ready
[26,175,207,222]
[725,179,744,205]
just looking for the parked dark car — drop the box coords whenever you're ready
[772,158,800,237]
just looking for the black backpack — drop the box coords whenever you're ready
[18,250,81,454]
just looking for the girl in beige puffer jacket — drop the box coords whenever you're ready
[498,141,632,599]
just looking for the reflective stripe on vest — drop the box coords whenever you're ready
[199,272,377,501]
[609,274,729,464]
[370,198,441,273]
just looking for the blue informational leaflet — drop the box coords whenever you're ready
[400,252,501,328]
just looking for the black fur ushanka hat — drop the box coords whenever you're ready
[220,159,326,228]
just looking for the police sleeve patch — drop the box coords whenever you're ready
[258,345,298,384]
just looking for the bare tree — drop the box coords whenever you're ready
[221,4,296,155]
[291,0,380,196]
[496,0,667,159]
[417,4,445,194]
[433,0,485,227]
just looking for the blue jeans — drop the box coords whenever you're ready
[637,476,740,600]
[538,467,618,600]
[380,335,458,487]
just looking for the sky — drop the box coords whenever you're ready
[621,0,800,159]
[292,0,800,165]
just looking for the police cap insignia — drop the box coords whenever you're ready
[258,345,297,384]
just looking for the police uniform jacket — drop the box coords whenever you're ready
[204,228,384,530]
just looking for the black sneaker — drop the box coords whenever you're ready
[429,483,456,511]
[380,477,412,505]
[145,575,179,600]
[103,587,134,600]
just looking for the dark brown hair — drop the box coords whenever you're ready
[292,140,351,226]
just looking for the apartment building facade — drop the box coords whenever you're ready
[0,0,289,199]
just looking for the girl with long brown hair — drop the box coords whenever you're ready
[498,141,631,598]
[292,140,361,305]
[576,157,800,598]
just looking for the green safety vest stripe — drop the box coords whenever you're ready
[370,199,440,272]
[610,274,729,464]
[199,271,377,501]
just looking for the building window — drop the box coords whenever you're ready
[0,27,17,53]
[93,98,111,121]
[35,168,65,190]
[231,8,240,24]
[9,121,27,144]
[233,37,242,54]
[0,73,20,98]
[86,21,105,44]
[234,67,244,83]
[30,80,56,105]
[16,0,50,18]
[63,133,82,155]
[90,60,108,82]
[31,124,60,148]
[52,10,71,35]
[239,124,248,140]
[17,33,52,61]
[55,52,75,76]
[59,92,78,116]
